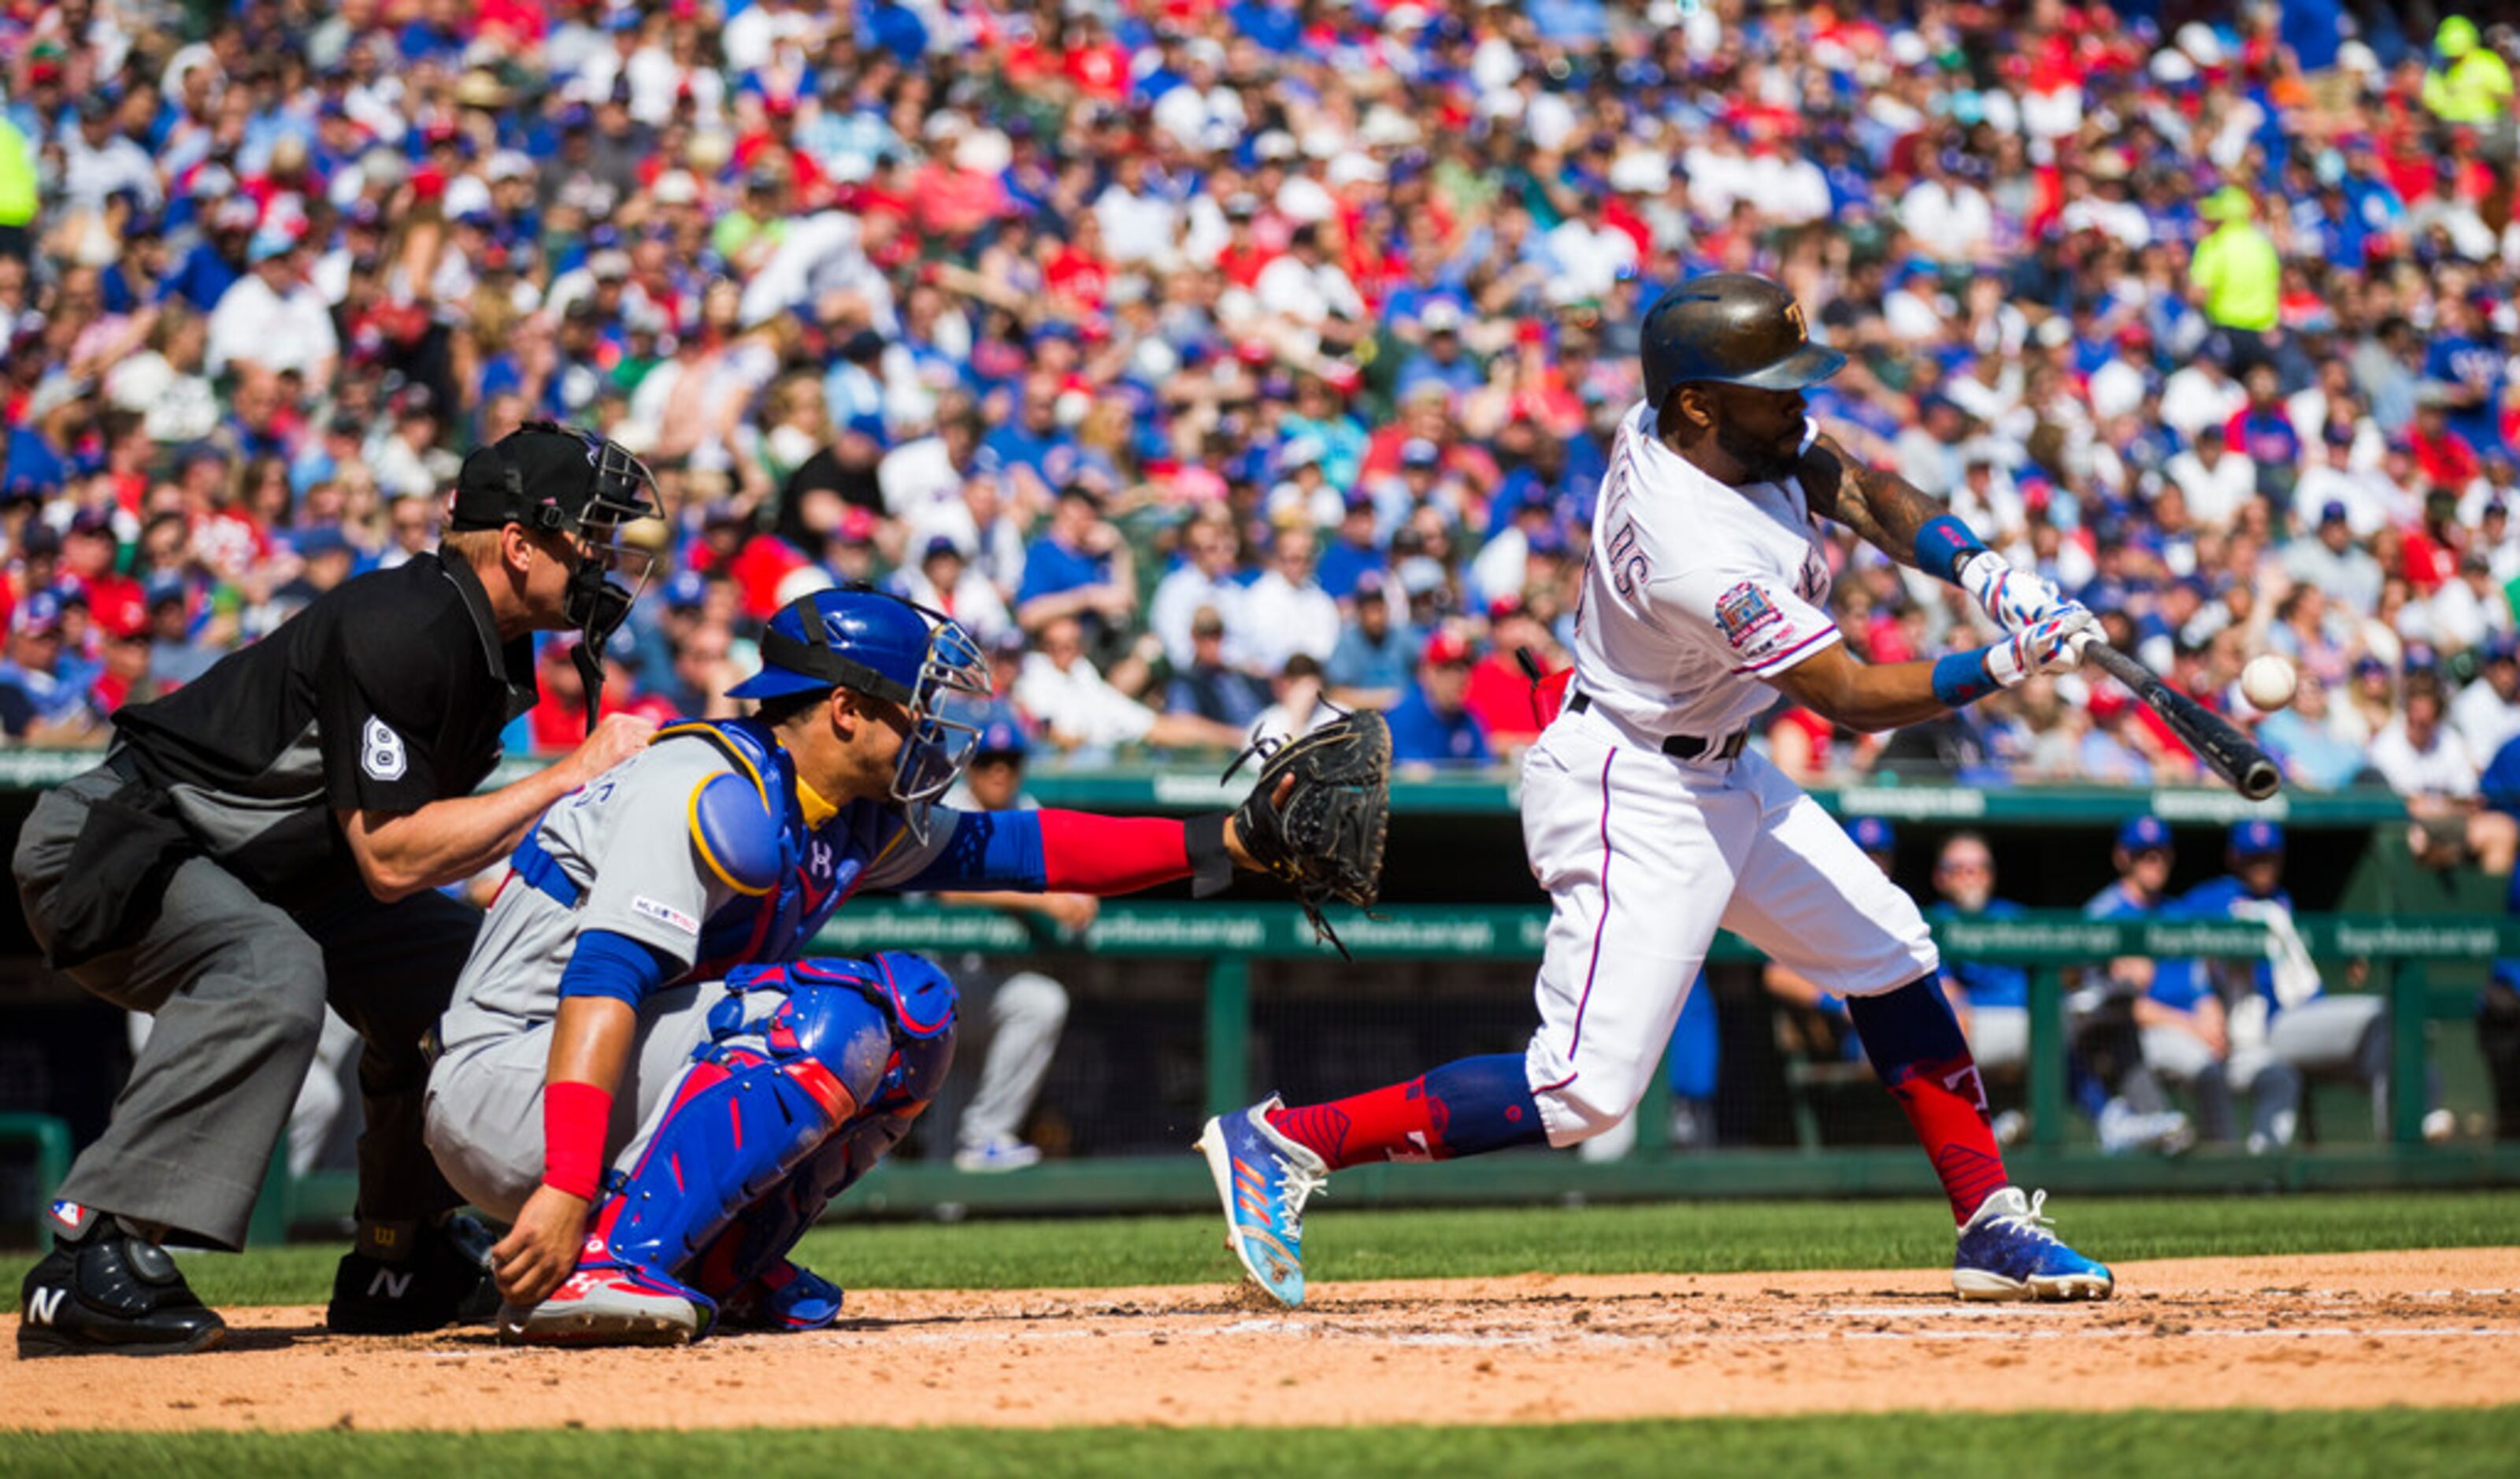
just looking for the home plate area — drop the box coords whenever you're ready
[9,1249,2515,1432]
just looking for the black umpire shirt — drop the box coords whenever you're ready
[111,552,538,910]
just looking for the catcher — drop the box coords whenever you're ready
[424,587,1387,1346]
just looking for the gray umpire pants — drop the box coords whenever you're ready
[15,768,481,1251]
[953,970,1069,1151]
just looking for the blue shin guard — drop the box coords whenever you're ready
[584,954,954,1328]
[686,973,958,1323]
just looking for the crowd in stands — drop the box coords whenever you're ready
[5,0,2520,810]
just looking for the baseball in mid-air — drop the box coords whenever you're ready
[2240,654,2298,711]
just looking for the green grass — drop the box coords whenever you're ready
[6,1410,2518,1477]
[6,1191,2514,1314]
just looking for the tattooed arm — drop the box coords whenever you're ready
[1798,428,2085,633]
[1795,432,1956,575]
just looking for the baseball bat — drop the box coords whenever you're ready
[2080,641,2282,802]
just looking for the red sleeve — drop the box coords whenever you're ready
[1036,809,1194,895]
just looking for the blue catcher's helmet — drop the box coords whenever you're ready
[726,588,991,838]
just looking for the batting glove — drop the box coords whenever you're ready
[1958,550,2080,634]
[1984,608,2096,688]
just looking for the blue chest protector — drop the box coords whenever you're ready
[663,719,917,981]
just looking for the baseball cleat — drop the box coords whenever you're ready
[1195,1095,1329,1309]
[716,1258,845,1333]
[1952,1187,2114,1303]
[496,1264,708,1347]
[952,1137,1045,1173]
[16,1219,226,1359]
[326,1213,501,1335]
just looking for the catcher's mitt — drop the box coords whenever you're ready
[1225,709,1391,957]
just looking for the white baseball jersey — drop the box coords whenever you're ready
[1513,402,1937,1147]
[1571,402,1837,738]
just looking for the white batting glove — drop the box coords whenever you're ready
[1957,550,2079,633]
[1983,608,2096,688]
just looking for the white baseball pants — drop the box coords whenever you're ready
[1518,705,1940,1145]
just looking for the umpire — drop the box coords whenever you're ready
[14,422,661,1358]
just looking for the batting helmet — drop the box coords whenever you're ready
[1639,273,1847,410]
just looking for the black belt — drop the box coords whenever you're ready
[1568,692,1747,760]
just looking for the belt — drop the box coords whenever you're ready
[1569,691,1748,761]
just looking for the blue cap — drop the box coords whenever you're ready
[295,527,351,559]
[13,589,65,632]
[2117,815,2171,853]
[662,569,707,610]
[1847,816,1896,854]
[973,715,1028,760]
[2229,819,2285,857]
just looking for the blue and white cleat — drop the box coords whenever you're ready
[1953,1187,2114,1302]
[1195,1095,1329,1309]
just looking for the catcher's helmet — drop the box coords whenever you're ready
[727,587,991,840]
[1640,272,1847,410]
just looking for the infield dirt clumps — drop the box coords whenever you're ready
[8,1249,2515,1431]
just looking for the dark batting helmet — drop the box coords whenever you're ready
[1639,273,1847,410]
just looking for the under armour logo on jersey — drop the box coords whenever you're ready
[361,716,408,781]
[808,840,835,881]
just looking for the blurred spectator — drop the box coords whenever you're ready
[1015,614,1240,757]
[1165,606,1268,733]
[0,0,2505,794]
[1149,513,1247,673]
[0,591,102,743]
[1014,486,1133,646]
[1325,571,1416,711]
[892,536,1010,648]
[1239,525,1340,676]
[1929,834,2032,1092]
[1248,654,1340,749]
[1462,596,1563,758]
[1386,629,1489,768]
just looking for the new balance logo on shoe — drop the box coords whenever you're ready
[366,1270,414,1301]
[26,1286,65,1325]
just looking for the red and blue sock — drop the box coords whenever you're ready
[1266,1053,1545,1172]
[1847,977,2009,1224]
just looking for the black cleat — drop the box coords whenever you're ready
[324,1213,500,1336]
[17,1223,227,1359]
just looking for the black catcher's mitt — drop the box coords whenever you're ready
[1225,709,1392,956]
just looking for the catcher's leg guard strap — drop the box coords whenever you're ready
[1185,814,1233,898]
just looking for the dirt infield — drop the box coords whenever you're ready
[9,1249,2516,1431]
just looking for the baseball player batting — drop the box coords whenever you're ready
[1201,272,2113,1307]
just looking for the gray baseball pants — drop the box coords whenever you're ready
[15,768,479,1250]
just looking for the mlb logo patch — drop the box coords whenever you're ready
[1714,580,1785,651]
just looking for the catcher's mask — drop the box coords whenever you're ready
[727,587,991,843]
[453,421,662,731]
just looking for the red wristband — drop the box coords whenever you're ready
[541,1080,613,1202]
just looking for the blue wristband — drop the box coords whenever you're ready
[1932,649,2001,709]
[1914,513,1990,584]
